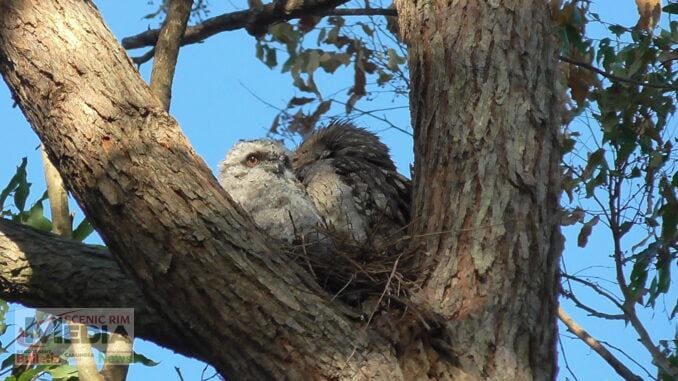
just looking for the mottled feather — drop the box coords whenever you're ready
[293,121,411,243]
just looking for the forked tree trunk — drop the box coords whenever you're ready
[0,0,562,379]
[394,0,563,379]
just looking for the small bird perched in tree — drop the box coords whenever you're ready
[218,140,323,244]
[293,121,411,245]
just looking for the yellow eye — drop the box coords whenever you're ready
[245,154,258,167]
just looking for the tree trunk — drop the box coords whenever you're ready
[0,1,398,378]
[0,0,562,379]
[394,0,563,379]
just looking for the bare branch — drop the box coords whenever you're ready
[150,0,194,110]
[123,5,676,94]
[561,273,625,309]
[559,55,677,91]
[560,289,626,320]
[558,307,643,381]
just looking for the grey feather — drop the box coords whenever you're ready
[218,139,323,244]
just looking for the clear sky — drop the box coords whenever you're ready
[0,1,674,380]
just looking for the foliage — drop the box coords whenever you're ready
[252,5,409,137]
[0,159,94,242]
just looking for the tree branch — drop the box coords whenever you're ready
[0,218,188,357]
[558,307,643,381]
[150,0,193,110]
[41,149,104,381]
[122,0,350,52]
[124,6,676,93]
[0,1,396,377]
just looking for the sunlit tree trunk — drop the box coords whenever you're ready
[394,0,563,379]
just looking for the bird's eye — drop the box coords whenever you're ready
[245,154,258,167]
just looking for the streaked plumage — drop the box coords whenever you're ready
[293,121,411,244]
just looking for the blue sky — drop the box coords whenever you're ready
[0,1,675,380]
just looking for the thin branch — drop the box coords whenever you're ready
[561,273,625,309]
[558,307,643,381]
[558,335,580,381]
[328,8,396,16]
[560,289,626,320]
[150,0,194,110]
[124,7,676,93]
[560,55,677,91]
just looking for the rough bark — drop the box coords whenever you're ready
[0,1,399,379]
[394,0,563,379]
[0,218,187,356]
[0,0,563,379]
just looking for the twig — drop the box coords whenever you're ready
[331,273,356,301]
[560,55,677,91]
[174,367,186,381]
[558,307,643,381]
[365,253,401,326]
[558,335,580,381]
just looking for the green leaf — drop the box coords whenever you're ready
[582,148,606,180]
[0,158,28,210]
[265,46,277,68]
[23,201,53,232]
[132,353,160,367]
[663,3,678,14]
[608,24,628,36]
[72,218,94,242]
[1,354,15,370]
[255,41,264,61]
[311,100,332,120]
[13,177,30,213]
[18,365,48,381]
[386,48,405,71]
[619,221,633,237]
[630,244,656,294]
[287,97,315,108]
[47,364,78,380]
